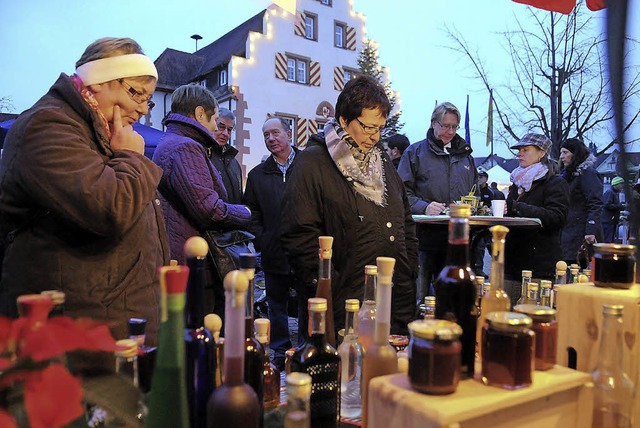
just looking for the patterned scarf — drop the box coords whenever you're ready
[323,119,386,206]
[70,74,111,140]
[510,162,548,195]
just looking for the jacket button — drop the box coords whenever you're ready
[389,236,395,242]
[386,222,392,228]
[155,199,161,206]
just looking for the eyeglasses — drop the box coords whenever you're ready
[216,122,234,133]
[118,79,153,106]
[437,121,460,131]
[356,118,385,135]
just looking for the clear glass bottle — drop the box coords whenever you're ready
[434,204,477,378]
[516,270,532,305]
[254,318,280,410]
[569,266,580,283]
[539,280,552,307]
[362,257,399,428]
[290,297,341,427]
[207,271,261,428]
[592,304,635,428]
[316,236,336,347]
[552,263,568,309]
[475,277,485,313]
[475,225,511,378]
[285,372,312,428]
[338,299,363,418]
[357,265,377,353]
[424,296,436,320]
[128,317,155,393]
[115,339,148,423]
[525,282,539,305]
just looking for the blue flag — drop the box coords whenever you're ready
[465,94,471,144]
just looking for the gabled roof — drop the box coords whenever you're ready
[155,10,266,89]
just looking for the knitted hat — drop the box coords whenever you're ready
[510,133,552,153]
[611,176,624,186]
[560,138,580,154]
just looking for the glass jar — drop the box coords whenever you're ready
[407,320,462,395]
[514,304,557,370]
[481,312,535,390]
[592,243,636,289]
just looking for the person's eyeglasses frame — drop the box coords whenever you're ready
[356,117,385,135]
[216,122,235,134]
[437,121,460,131]
[118,79,153,107]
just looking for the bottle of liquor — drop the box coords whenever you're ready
[239,253,265,414]
[424,296,436,320]
[285,372,312,428]
[338,299,363,418]
[516,270,532,305]
[205,313,224,388]
[592,304,635,428]
[475,276,485,313]
[183,237,215,428]
[207,271,261,428]
[128,318,156,394]
[146,264,191,428]
[525,283,539,305]
[569,266,580,284]
[552,261,568,309]
[254,318,280,410]
[539,280,552,307]
[475,225,511,378]
[434,204,477,378]
[362,257,398,428]
[315,236,336,347]
[290,297,341,427]
[115,339,148,424]
[357,265,377,352]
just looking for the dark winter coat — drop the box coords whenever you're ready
[243,148,299,275]
[602,187,624,226]
[152,113,250,265]
[505,170,570,280]
[0,74,169,345]
[559,155,604,260]
[209,142,243,205]
[280,134,418,335]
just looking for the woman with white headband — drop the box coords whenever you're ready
[0,37,168,348]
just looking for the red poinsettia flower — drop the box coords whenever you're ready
[0,408,18,428]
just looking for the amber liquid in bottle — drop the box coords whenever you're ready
[255,318,280,410]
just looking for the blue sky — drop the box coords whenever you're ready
[1,0,637,158]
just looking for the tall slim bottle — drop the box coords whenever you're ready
[128,317,155,393]
[434,204,477,378]
[115,339,147,424]
[285,372,312,428]
[516,270,532,305]
[146,264,191,428]
[361,257,398,428]
[315,236,336,347]
[204,313,224,388]
[183,237,215,428]
[254,318,280,410]
[592,304,635,427]
[239,253,265,414]
[207,271,261,428]
[291,297,341,427]
[338,299,363,418]
[475,225,510,377]
[357,265,377,353]
[551,261,568,309]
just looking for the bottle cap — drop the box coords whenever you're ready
[184,236,208,258]
[204,313,223,341]
[40,290,65,305]
[514,304,556,319]
[128,318,147,336]
[17,294,54,324]
[489,225,509,240]
[286,372,312,398]
[570,267,579,274]
[254,318,270,344]
[529,282,538,291]
[345,298,360,311]
[408,319,462,341]
[115,339,139,358]
[578,274,589,283]
[376,256,396,285]
[522,270,532,278]
[308,297,327,312]
[476,277,485,285]
[224,270,249,307]
[424,296,436,305]
[158,265,189,295]
[449,203,471,217]
[540,280,552,289]
[486,311,532,329]
[318,236,333,260]
[365,265,377,275]
[556,269,566,276]
[593,243,636,255]
[603,304,624,316]
[555,260,568,271]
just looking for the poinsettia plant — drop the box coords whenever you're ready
[0,294,119,428]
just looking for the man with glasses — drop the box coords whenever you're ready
[210,108,243,204]
[397,102,478,303]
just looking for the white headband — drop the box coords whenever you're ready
[75,54,158,85]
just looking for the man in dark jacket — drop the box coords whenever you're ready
[210,108,243,204]
[244,117,298,369]
[602,176,625,243]
[397,102,477,302]
[384,133,410,169]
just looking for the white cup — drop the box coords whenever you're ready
[491,200,506,218]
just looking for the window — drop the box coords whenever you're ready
[320,0,331,5]
[344,70,351,82]
[199,79,207,87]
[335,23,345,48]
[343,67,358,82]
[304,14,317,40]
[287,57,308,84]
[219,69,227,86]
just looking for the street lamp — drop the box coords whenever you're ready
[190,34,203,52]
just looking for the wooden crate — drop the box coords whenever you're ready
[555,282,640,423]
[368,366,592,428]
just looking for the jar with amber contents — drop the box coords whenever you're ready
[407,319,462,395]
[514,304,557,370]
[481,312,535,390]
[592,243,636,289]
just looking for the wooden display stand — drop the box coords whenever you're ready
[555,282,640,423]
[367,366,592,428]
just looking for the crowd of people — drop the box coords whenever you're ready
[0,37,634,375]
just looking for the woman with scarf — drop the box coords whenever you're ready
[280,75,418,337]
[558,138,603,267]
[503,134,569,307]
